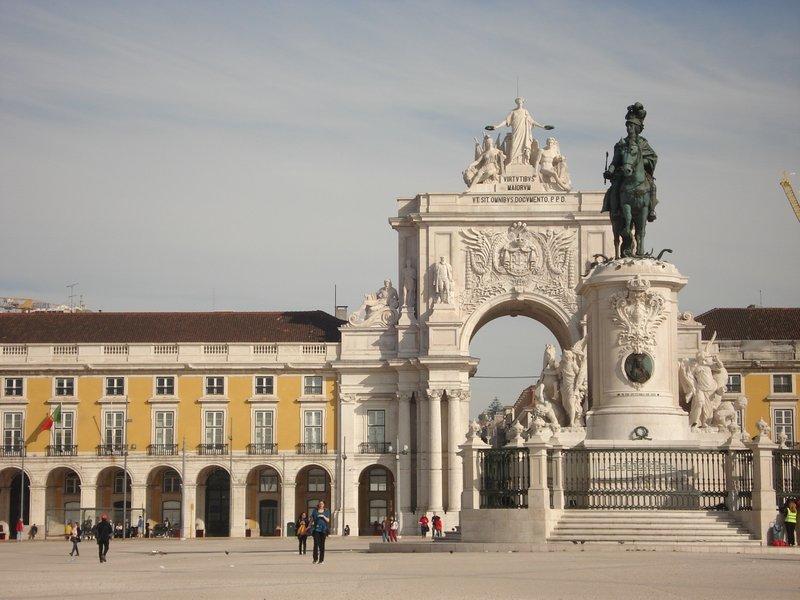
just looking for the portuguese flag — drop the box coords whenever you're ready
[41,405,62,431]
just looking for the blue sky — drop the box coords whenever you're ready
[1,1,799,414]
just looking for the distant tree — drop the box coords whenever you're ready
[486,397,504,417]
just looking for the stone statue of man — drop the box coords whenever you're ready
[486,97,553,166]
[433,256,454,304]
[401,259,416,308]
[463,134,506,189]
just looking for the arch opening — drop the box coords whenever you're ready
[245,465,282,536]
[45,467,81,538]
[146,466,182,537]
[294,465,331,523]
[357,465,395,536]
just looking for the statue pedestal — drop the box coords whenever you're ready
[577,259,690,441]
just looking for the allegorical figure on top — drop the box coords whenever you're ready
[486,97,554,166]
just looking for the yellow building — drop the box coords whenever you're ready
[696,307,800,444]
[0,311,345,539]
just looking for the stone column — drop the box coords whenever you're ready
[131,483,147,517]
[748,433,778,541]
[525,431,551,543]
[446,390,464,512]
[459,421,489,510]
[28,484,46,535]
[80,484,96,518]
[230,481,246,538]
[338,394,357,535]
[549,435,565,510]
[195,484,206,535]
[181,484,196,539]
[280,482,295,537]
[415,392,428,511]
[397,392,413,525]
[426,388,444,513]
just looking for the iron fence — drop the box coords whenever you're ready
[197,444,228,455]
[773,449,800,506]
[478,447,529,509]
[296,443,327,455]
[731,450,753,511]
[359,442,392,454]
[46,445,78,456]
[561,448,733,510]
[147,444,178,456]
[247,443,278,455]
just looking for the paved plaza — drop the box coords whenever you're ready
[0,537,797,600]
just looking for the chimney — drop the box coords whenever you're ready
[335,305,348,321]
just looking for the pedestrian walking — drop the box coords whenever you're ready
[15,518,23,541]
[96,514,113,563]
[69,522,82,557]
[296,512,310,555]
[381,516,391,542]
[137,515,144,538]
[310,500,330,565]
[418,514,429,538]
[389,517,399,542]
[784,499,798,546]
[145,522,150,539]
[28,524,38,540]
[432,514,443,539]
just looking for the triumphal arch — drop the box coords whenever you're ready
[335,97,614,531]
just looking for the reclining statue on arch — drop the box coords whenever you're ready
[347,279,400,327]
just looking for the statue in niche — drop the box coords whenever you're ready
[678,335,729,429]
[401,259,417,309]
[536,137,572,192]
[463,134,506,189]
[432,256,454,304]
[485,97,554,166]
[347,279,400,327]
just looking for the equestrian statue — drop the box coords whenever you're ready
[602,102,658,258]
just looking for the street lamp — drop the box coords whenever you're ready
[392,437,409,533]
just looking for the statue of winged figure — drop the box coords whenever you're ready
[678,333,728,429]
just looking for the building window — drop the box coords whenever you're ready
[105,377,125,396]
[163,471,181,493]
[369,499,388,526]
[307,468,326,492]
[304,410,323,445]
[205,377,224,396]
[154,411,175,446]
[3,412,23,449]
[773,374,794,394]
[104,411,125,447]
[725,374,742,394]
[113,471,130,494]
[3,378,23,397]
[204,411,225,445]
[774,408,795,445]
[367,410,386,444]
[53,411,75,448]
[259,471,278,492]
[162,500,181,526]
[156,376,175,396]
[303,375,323,396]
[55,377,75,396]
[255,375,274,395]
[254,410,274,445]
[64,473,80,495]
[369,468,388,492]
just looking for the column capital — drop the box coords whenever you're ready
[446,389,470,402]
[425,388,444,401]
[396,391,414,403]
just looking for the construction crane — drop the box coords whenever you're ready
[779,171,800,223]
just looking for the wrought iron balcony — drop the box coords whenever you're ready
[0,445,25,457]
[47,444,77,456]
[247,443,278,455]
[148,444,178,456]
[296,443,327,455]
[197,443,228,455]
[96,444,128,456]
[359,442,392,454]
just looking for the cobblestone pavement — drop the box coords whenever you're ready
[0,537,797,600]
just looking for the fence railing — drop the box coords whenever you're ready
[560,448,738,510]
[359,442,392,454]
[773,449,800,506]
[297,443,327,455]
[478,447,529,509]
[731,450,753,511]
[47,444,78,457]
[147,444,178,456]
[0,445,26,457]
[197,444,228,455]
[96,444,127,457]
[247,443,278,455]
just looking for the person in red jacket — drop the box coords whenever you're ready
[14,518,23,541]
[418,514,429,538]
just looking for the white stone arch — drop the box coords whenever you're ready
[458,290,581,355]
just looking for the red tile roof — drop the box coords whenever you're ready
[0,311,345,344]
[695,308,800,341]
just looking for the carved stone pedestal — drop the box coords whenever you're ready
[578,258,689,441]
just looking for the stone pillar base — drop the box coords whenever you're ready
[586,405,689,441]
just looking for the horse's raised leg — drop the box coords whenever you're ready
[621,204,633,257]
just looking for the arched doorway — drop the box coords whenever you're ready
[358,465,395,536]
[45,467,81,538]
[146,466,182,537]
[95,467,131,527]
[0,468,30,538]
[201,468,230,537]
[294,465,331,521]
[245,466,281,536]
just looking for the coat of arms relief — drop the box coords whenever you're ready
[459,222,578,316]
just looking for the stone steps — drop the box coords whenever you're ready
[548,510,758,545]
